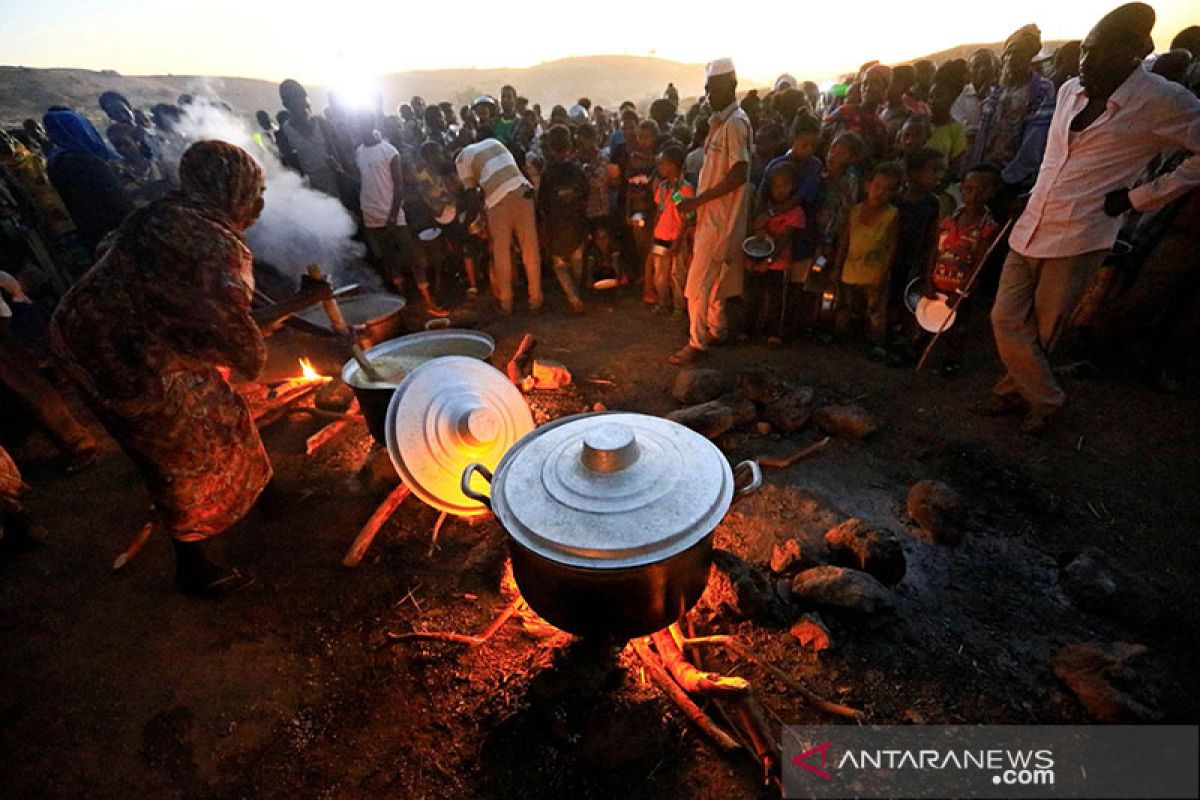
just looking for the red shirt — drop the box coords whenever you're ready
[751,205,806,272]
[652,178,695,242]
[932,208,1000,293]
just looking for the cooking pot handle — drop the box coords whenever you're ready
[460,462,494,509]
[732,460,763,503]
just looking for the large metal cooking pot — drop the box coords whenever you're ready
[461,412,761,640]
[295,293,408,349]
[342,329,495,443]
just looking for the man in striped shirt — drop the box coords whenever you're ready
[456,139,542,314]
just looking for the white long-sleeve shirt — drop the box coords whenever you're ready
[1009,66,1200,259]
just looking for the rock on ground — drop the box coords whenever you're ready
[358,446,400,493]
[737,368,788,405]
[697,548,793,624]
[1058,548,1161,626]
[823,518,906,586]
[764,387,815,433]
[790,613,833,652]
[790,566,894,614]
[813,404,878,439]
[666,392,757,440]
[1052,641,1164,723]
[906,480,965,545]
[671,368,731,405]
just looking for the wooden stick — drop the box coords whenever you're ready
[731,694,780,784]
[305,418,350,455]
[307,264,384,383]
[631,638,741,752]
[506,333,537,385]
[682,635,863,719]
[758,436,831,469]
[112,521,155,571]
[343,482,411,568]
[385,597,521,647]
[651,628,750,697]
[253,381,323,427]
[427,511,449,558]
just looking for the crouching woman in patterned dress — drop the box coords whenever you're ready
[51,140,272,596]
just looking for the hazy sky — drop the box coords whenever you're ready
[1,0,1195,86]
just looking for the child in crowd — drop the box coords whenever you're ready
[574,123,613,227]
[414,140,483,297]
[891,148,947,337]
[921,163,1000,376]
[745,163,806,346]
[760,110,823,214]
[794,131,863,335]
[649,145,695,318]
[833,161,903,356]
[895,115,932,156]
[623,119,660,302]
[927,77,968,178]
[536,124,589,313]
[749,122,786,191]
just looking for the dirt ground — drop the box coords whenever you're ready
[2,287,1198,799]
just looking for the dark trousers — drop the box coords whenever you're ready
[743,269,789,339]
[363,225,429,289]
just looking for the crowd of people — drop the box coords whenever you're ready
[1,5,1198,588]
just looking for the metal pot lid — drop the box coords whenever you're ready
[490,412,735,570]
[342,328,495,390]
[386,356,533,517]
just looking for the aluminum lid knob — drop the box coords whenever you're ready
[458,405,501,447]
[581,423,640,473]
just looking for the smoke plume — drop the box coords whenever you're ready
[159,98,365,282]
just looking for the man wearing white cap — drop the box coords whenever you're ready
[669,57,753,365]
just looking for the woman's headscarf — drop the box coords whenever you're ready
[178,140,264,229]
[41,109,113,164]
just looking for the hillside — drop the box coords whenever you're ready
[0,56,706,127]
[0,42,1076,128]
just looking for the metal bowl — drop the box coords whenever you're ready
[342,329,495,443]
[742,235,775,260]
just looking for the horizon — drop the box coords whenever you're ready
[1,0,1195,90]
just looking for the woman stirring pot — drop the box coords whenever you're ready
[52,141,272,596]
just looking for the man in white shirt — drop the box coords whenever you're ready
[952,49,999,152]
[669,57,752,366]
[977,2,1200,434]
[354,113,446,316]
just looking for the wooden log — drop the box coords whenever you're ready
[343,482,411,568]
[506,333,538,385]
[385,597,521,647]
[651,628,750,697]
[305,418,351,455]
[631,638,741,752]
[758,436,831,469]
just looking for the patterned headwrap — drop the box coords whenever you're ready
[1004,24,1043,58]
[178,140,265,229]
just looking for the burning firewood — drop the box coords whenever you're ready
[343,482,411,568]
[650,628,749,697]
[630,638,741,752]
[385,597,521,647]
[506,333,537,386]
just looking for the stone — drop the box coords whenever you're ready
[813,404,878,439]
[823,518,906,586]
[1058,548,1161,626]
[1052,642,1164,723]
[790,566,894,614]
[790,613,833,651]
[770,539,803,574]
[737,368,788,405]
[906,480,965,545]
[755,421,772,436]
[666,392,757,440]
[357,446,400,493]
[592,402,607,412]
[315,380,355,412]
[698,548,794,624]
[671,368,731,405]
[764,387,815,433]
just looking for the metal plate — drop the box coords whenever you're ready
[386,356,533,517]
[341,328,495,390]
[489,412,735,570]
[915,294,957,333]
